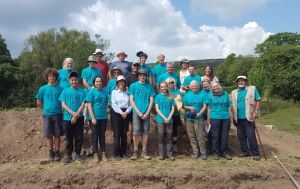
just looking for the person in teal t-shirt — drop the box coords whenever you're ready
[138,52,154,85]
[57,57,74,89]
[155,82,175,160]
[181,65,202,92]
[59,71,86,164]
[166,77,182,153]
[85,76,109,162]
[204,81,232,160]
[129,69,155,160]
[156,62,180,89]
[81,55,103,91]
[183,80,208,160]
[36,68,63,162]
[152,54,166,88]
[231,75,261,161]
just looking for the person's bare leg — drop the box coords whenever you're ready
[54,136,61,151]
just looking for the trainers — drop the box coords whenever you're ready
[142,151,151,160]
[75,154,83,164]
[130,151,138,160]
[63,155,72,165]
[253,155,261,161]
[53,150,61,162]
[102,152,108,162]
[48,150,55,161]
[93,153,100,163]
[168,156,175,161]
[158,156,164,160]
[213,154,219,160]
[224,154,232,160]
[200,153,208,160]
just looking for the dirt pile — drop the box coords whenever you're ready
[0,108,299,189]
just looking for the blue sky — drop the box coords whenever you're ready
[0,0,299,61]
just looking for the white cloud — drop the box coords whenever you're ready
[68,0,272,62]
[190,0,271,20]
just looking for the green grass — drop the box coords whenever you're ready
[260,107,300,135]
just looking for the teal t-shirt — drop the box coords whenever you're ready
[58,69,72,89]
[81,67,102,87]
[35,84,63,116]
[182,74,202,87]
[59,87,86,121]
[183,90,206,121]
[155,93,175,123]
[140,63,153,76]
[106,78,117,105]
[85,88,108,120]
[152,63,166,82]
[237,87,261,119]
[169,88,181,116]
[157,72,180,89]
[128,81,156,114]
[205,91,232,119]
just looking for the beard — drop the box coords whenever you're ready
[238,84,246,88]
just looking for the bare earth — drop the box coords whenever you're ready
[0,108,299,189]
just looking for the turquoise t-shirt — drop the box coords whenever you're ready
[59,87,86,121]
[140,63,153,76]
[155,93,175,123]
[35,84,63,116]
[106,78,117,105]
[58,69,72,89]
[237,87,261,119]
[169,88,181,116]
[85,88,108,120]
[152,63,166,82]
[205,91,232,119]
[81,67,102,87]
[128,81,156,114]
[182,74,202,87]
[157,72,180,89]
[183,90,206,121]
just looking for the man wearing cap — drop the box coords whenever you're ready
[231,76,261,161]
[157,62,180,89]
[125,62,140,87]
[179,58,190,89]
[129,69,155,160]
[181,65,202,92]
[93,49,109,86]
[152,54,167,88]
[110,52,132,79]
[81,55,103,91]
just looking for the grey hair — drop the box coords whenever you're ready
[211,81,223,91]
[189,80,200,89]
[167,61,174,67]
[63,57,74,69]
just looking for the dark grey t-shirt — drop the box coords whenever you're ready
[110,61,132,77]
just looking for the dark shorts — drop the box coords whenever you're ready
[43,114,63,137]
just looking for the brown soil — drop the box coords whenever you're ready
[0,108,299,189]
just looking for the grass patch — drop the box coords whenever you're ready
[260,107,300,135]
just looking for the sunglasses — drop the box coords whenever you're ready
[168,81,174,84]
[133,64,140,67]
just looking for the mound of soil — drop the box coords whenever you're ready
[0,108,299,189]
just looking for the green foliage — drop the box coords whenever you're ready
[1,28,112,108]
[0,34,14,64]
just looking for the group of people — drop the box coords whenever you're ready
[35,49,262,165]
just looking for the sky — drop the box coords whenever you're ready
[0,0,299,62]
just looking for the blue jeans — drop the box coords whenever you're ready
[237,119,260,156]
[210,119,230,155]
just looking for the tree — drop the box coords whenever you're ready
[216,53,236,85]
[253,32,300,101]
[15,27,113,107]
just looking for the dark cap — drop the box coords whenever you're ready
[69,71,79,79]
[138,69,148,76]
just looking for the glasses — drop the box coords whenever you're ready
[133,64,140,67]
[113,71,120,74]
[168,81,174,84]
